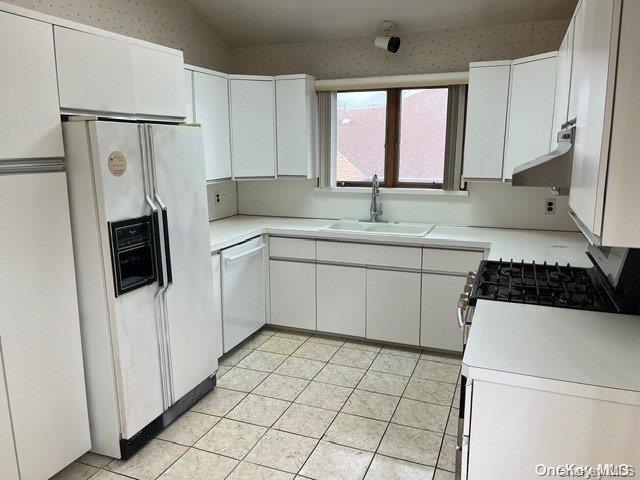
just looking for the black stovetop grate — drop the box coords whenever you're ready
[471,259,609,311]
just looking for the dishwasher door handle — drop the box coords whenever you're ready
[224,244,265,263]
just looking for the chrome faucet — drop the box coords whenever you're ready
[369,174,384,222]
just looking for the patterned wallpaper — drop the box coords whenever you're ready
[5,0,232,71]
[231,20,568,78]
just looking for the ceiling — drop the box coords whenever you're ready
[186,0,577,47]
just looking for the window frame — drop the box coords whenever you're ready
[334,85,465,190]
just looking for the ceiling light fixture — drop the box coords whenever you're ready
[374,21,401,53]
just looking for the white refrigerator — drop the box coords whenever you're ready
[63,119,218,459]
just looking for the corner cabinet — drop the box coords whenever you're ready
[270,260,316,330]
[229,75,277,178]
[0,11,63,160]
[275,75,318,178]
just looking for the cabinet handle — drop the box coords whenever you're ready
[224,245,265,262]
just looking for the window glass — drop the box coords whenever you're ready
[336,91,387,183]
[397,88,449,184]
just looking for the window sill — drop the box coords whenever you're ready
[314,186,469,196]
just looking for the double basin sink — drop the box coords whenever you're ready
[322,220,434,237]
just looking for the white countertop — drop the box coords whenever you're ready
[464,301,640,398]
[209,215,589,266]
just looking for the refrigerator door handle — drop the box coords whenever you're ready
[160,206,173,286]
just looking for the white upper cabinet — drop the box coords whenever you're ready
[275,75,318,178]
[54,26,184,118]
[184,70,194,123]
[551,22,575,148]
[0,12,63,161]
[502,52,558,181]
[131,44,185,118]
[229,76,277,178]
[192,68,233,181]
[462,61,511,180]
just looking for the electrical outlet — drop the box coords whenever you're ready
[215,191,222,204]
[545,197,556,215]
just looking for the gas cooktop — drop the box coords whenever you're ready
[470,259,612,312]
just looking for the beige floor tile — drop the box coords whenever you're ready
[314,363,365,388]
[275,330,312,341]
[308,333,345,346]
[219,348,252,366]
[341,389,399,421]
[253,373,310,401]
[50,462,98,480]
[216,368,269,392]
[357,370,409,397]
[453,384,461,405]
[412,361,459,384]
[446,408,458,436]
[217,365,231,377]
[108,439,188,480]
[323,413,386,452]
[77,452,113,468]
[158,448,237,480]
[157,411,220,446]
[227,461,295,480]
[299,441,373,480]
[227,394,291,427]
[343,339,382,353]
[364,454,436,480]
[370,354,417,377]
[195,418,267,459]
[437,435,457,472]
[434,468,455,480]
[379,345,421,359]
[403,377,455,406]
[274,357,325,380]
[329,347,377,369]
[258,337,305,355]
[378,424,442,466]
[238,332,273,350]
[90,471,130,480]
[392,398,449,432]
[420,351,462,366]
[237,350,288,373]
[191,387,246,417]
[292,341,340,362]
[274,403,336,438]
[296,381,353,411]
[245,429,318,473]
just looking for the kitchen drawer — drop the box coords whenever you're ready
[422,248,484,274]
[270,237,315,260]
[316,241,421,269]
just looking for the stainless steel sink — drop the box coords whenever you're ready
[322,220,433,237]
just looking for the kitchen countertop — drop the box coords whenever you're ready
[209,215,590,266]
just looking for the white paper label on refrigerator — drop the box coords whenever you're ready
[108,151,126,176]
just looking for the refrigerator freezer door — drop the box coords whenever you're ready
[221,237,266,352]
[0,172,90,480]
[149,124,218,401]
[88,121,165,438]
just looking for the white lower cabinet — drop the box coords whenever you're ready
[270,260,316,330]
[421,273,466,352]
[211,253,223,359]
[366,269,421,345]
[317,264,366,337]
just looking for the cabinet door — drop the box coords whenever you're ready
[211,254,223,360]
[270,260,316,330]
[0,341,19,480]
[276,76,316,177]
[421,274,466,352]
[366,269,420,345]
[55,26,136,114]
[230,77,276,178]
[551,23,574,148]
[132,45,185,118]
[0,12,63,160]
[184,70,194,123]
[503,53,558,180]
[317,264,365,337]
[194,71,233,181]
[462,62,511,180]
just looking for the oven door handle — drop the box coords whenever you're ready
[457,293,469,329]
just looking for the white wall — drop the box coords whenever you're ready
[207,181,238,220]
[237,179,576,231]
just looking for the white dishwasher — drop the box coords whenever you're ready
[221,237,266,352]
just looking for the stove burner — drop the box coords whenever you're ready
[471,259,607,311]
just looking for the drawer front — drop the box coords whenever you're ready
[317,241,421,269]
[422,248,484,274]
[270,237,315,260]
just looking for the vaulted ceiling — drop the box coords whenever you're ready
[186,0,577,47]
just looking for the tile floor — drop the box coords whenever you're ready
[51,326,462,480]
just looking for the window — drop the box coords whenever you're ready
[334,86,466,189]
